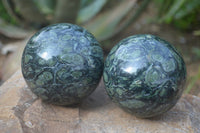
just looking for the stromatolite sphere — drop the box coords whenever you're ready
[21,23,104,105]
[103,34,186,118]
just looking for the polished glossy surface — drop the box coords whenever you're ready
[103,34,186,118]
[21,23,104,105]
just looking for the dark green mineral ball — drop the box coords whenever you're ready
[21,23,104,105]
[103,34,186,118]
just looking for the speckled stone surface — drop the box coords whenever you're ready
[103,34,186,118]
[21,23,104,105]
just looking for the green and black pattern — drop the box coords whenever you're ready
[21,23,104,105]
[103,34,186,118]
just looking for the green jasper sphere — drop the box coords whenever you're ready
[21,23,104,105]
[103,34,186,118]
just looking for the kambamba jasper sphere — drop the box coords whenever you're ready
[103,34,186,118]
[21,23,104,105]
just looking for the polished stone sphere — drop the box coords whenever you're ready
[103,34,186,118]
[21,23,104,105]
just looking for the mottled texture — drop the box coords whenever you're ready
[21,23,104,105]
[103,34,186,118]
[1,70,200,133]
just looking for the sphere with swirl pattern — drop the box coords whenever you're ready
[103,34,186,118]
[21,23,104,106]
